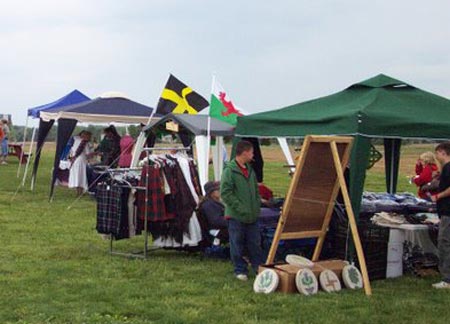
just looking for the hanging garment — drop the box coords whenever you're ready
[96,183,122,235]
[137,165,173,222]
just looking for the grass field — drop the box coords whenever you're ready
[0,143,449,324]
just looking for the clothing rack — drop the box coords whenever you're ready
[142,147,191,152]
[103,146,194,259]
[103,165,151,259]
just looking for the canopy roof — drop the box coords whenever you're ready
[143,113,235,136]
[40,97,157,124]
[235,74,450,140]
[27,90,90,118]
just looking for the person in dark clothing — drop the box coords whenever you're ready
[431,142,450,289]
[199,181,228,242]
[95,125,121,167]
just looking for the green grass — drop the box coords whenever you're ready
[0,147,449,324]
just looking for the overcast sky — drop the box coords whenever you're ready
[1,0,449,126]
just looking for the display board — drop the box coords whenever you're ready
[266,135,372,295]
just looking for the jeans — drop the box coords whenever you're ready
[438,215,450,282]
[1,138,7,156]
[228,218,263,275]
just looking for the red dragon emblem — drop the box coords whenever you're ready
[218,92,243,117]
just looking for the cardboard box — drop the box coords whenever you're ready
[259,260,348,294]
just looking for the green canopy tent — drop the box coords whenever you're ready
[235,74,450,216]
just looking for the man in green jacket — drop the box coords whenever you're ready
[221,140,262,281]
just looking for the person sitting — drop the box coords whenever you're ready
[412,151,440,199]
[199,181,229,243]
[258,182,274,207]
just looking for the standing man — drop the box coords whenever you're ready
[221,140,262,281]
[431,142,450,289]
[0,119,9,165]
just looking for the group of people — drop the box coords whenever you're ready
[67,125,136,196]
[206,141,450,288]
[399,146,450,289]
[0,119,10,165]
[200,140,263,281]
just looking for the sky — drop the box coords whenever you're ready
[1,0,449,126]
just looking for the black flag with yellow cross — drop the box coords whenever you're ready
[156,74,209,115]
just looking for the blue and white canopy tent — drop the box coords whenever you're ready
[20,90,91,185]
[36,93,158,199]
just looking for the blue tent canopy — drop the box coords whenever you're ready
[39,97,158,123]
[27,90,90,118]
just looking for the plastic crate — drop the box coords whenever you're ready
[333,219,389,280]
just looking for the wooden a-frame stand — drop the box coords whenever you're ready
[266,135,372,296]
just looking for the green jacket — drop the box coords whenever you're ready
[220,159,261,224]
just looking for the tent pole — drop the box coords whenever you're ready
[27,127,38,190]
[21,126,36,187]
[17,116,29,177]
[390,140,395,193]
[130,110,157,167]
[277,137,295,174]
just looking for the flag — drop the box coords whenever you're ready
[156,74,209,115]
[210,78,244,126]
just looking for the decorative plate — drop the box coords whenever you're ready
[295,268,318,296]
[342,265,363,289]
[253,269,279,294]
[319,269,341,293]
[285,254,314,268]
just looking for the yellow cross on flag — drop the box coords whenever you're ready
[156,74,209,115]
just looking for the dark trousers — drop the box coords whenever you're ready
[228,218,262,275]
[438,215,450,282]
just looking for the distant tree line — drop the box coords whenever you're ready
[10,124,142,142]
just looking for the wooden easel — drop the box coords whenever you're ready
[266,135,372,296]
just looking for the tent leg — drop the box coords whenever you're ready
[277,137,295,174]
[22,126,36,188]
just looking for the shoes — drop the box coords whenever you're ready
[0,161,7,165]
[432,281,450,289]
[236,274,248,281]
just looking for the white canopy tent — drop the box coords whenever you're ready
[139,114,235,192]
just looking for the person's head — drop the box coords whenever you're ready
[419,151,437,165]
[235,140,254,163]
[105,125,120,139]
[435,142,450,164]
[204,181,220,200]
[0,119,7,126]
[80,130,92,141]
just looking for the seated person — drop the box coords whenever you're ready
[258,182,284,208]
[199,181,229,243]
[258,182,273,207]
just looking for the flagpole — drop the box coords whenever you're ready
[130,104,158,168]
[205,74,215,188]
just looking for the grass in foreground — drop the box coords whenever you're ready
[0,145,449,324]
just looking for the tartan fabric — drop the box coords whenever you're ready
[96,183,122,235]
[137,165,171,222]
